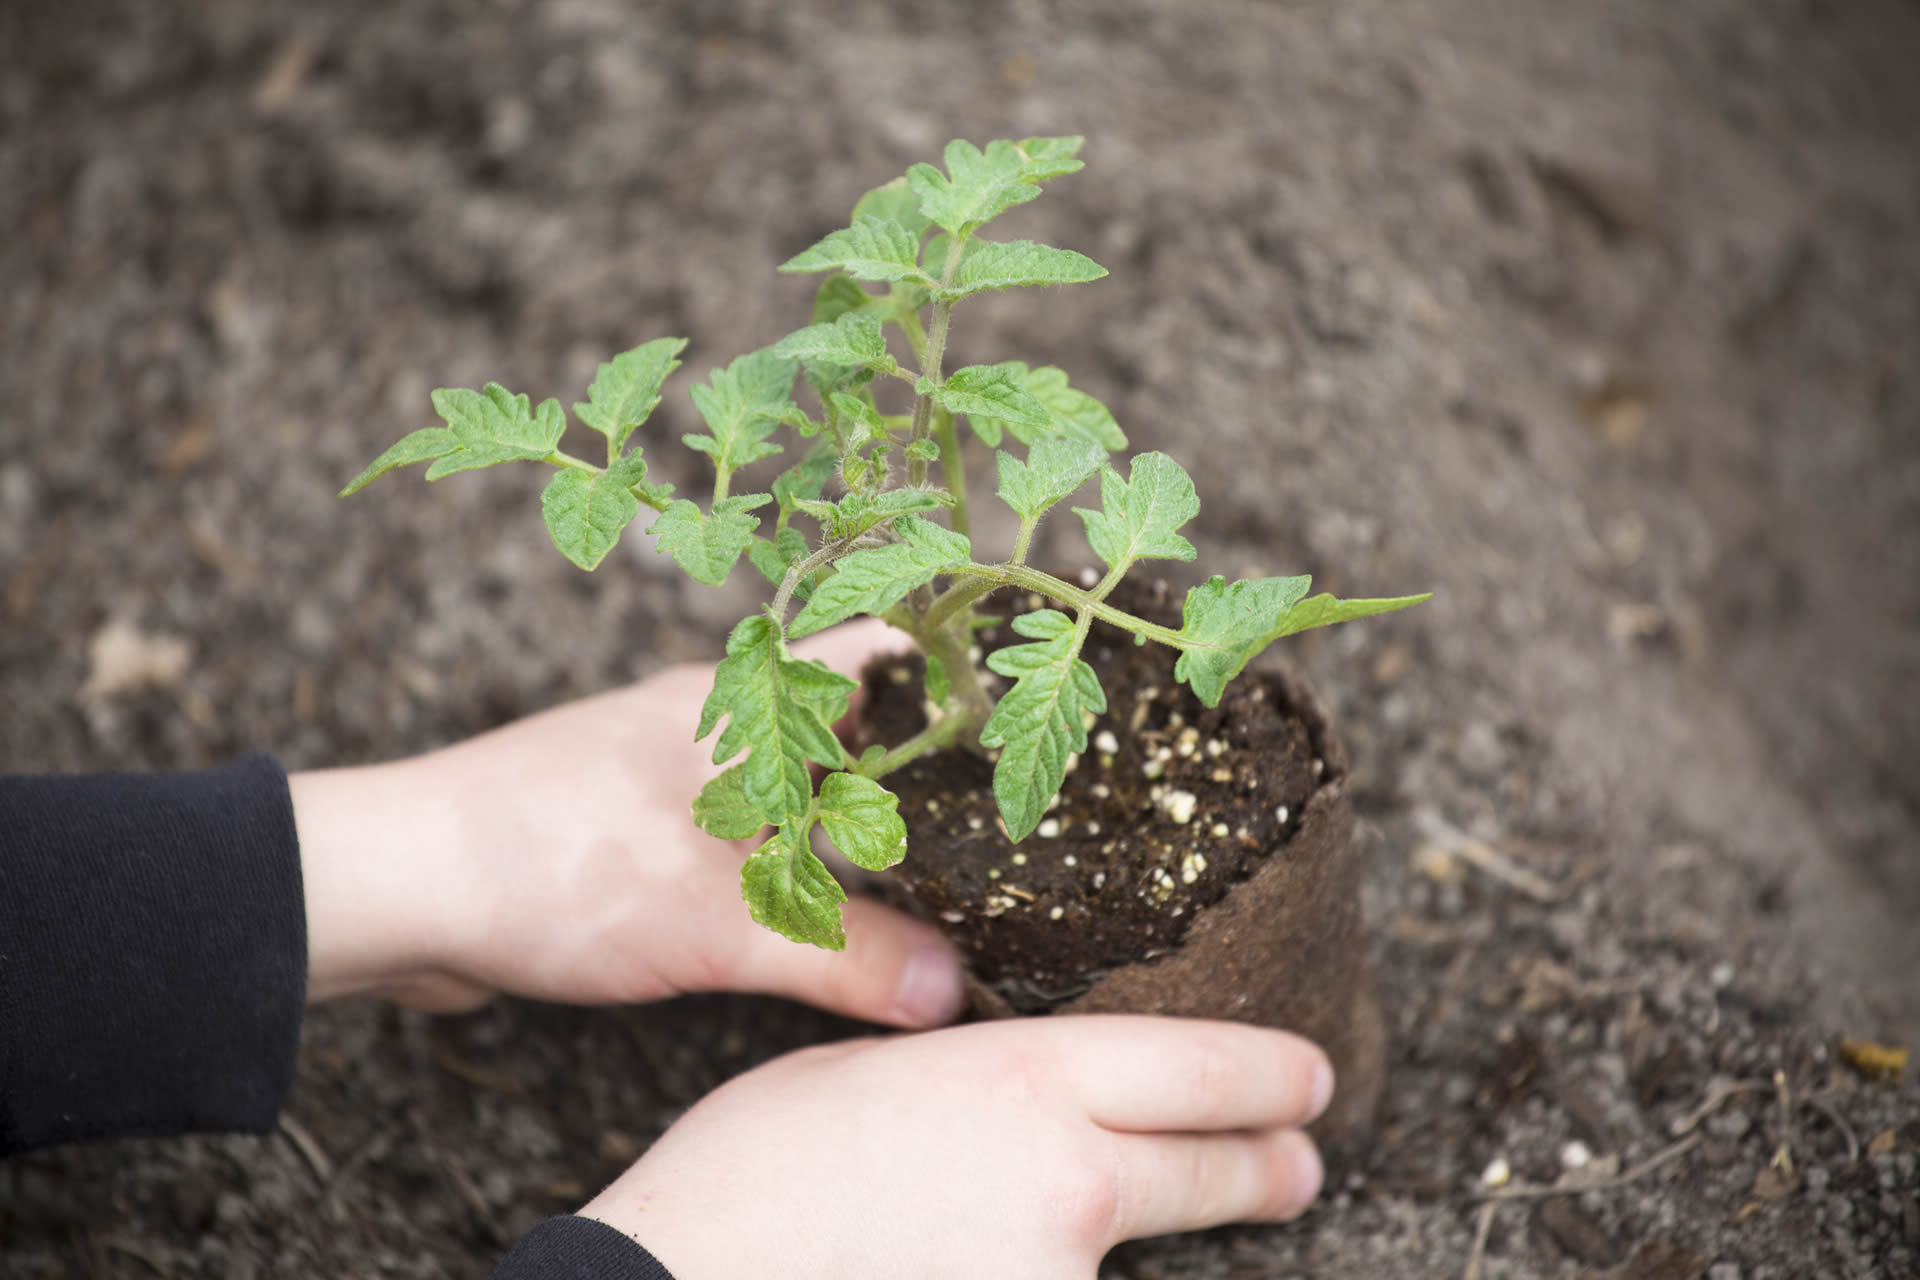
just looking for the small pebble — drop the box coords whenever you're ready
[1091,783,1111,799]
[1480,1157,1511,1188]
[1085,821,1100,835]
[1092,872,1106,888]
[1210,822,1230,838]
[1035,821,1059,839]
[1142,759,1164,780]
[1049,905,1065,920]
[1275,805,1289,824]
[1710,962,1735,989]
[1559,1141,1591,1170]
[1078,566,1099,587]
[1011,852,1028,865]
[1095,730,1119,755]
[967,816,983,831]
[1211,767,1233,783]
[941,910,965,923]
[1063,855,1076,866]
[1161,790,1198,824]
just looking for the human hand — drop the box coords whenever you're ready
[292,619,966,1026]
[583,1015,1333,1278]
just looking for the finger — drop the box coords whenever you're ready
[1053,1017,1334,1134]
[1106,1127,1324,1241]
[714,895,967,1029]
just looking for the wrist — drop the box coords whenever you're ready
[289,754,468,1005]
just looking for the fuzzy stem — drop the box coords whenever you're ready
[770,541,844,623]
[858,703,976,781]
[931,563,1193,649]
[934,408,969,539]
[919,615,993,738]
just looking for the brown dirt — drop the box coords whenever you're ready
[5,0,1919,1276]
[861,578,1323,1002]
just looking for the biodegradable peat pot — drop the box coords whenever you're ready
[854,578,1387,1155]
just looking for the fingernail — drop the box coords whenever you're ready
[1308,1057,1336,1121]
[893,944,966,1026]
[1284,1133,1326,1218]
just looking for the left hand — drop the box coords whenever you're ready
[292,619,967,1028]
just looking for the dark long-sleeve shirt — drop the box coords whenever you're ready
[0,754,675,1279]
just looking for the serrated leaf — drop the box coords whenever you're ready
[772,312,897,377]
[573,337,687,457]
[1169,575,1314,709]
[815,772,908,872]
[746,526,815,601]
[692,764,766,841]
[1074,452,1200,572]
[539,455,647,571]
[1171,577,1431,707]
[934,364,1051,430]
[741,821,847,950]
[421,385,566,479]
[698,612,857,825]
[773,443,839,515]
[789,515,972,638]
[996,436,1106,521]
[851,177,933,239]
[813,274,879,325]
[780,216,931,285]
[685,348,798,483]
[904,438,940,462]
[908,139,1045,237]
[935,239,1107,301]
[967,364,1126,451]
[340,427,461,496]
[801,488,952,542]
[648,494,769,586]
[979,609,1106,841]
[1012,135,1086,181]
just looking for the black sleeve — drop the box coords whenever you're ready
[0,753,308,1154]
[489,1217,678,1279]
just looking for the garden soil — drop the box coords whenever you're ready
[4,1,1917,1276]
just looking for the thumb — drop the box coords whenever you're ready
[719,896,967,1029]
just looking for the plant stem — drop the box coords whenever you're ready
[906,238,964,490]
[858,702,976,781]
[1010,516,1037,566]
[933,408,969,539]
[929,563,1193,649]
[919,615,993,738]
[771,540,844,623]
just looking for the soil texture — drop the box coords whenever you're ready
[5,0,1919,1277]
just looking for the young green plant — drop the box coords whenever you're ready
[344,137,1428,950]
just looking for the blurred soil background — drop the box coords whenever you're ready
[3,0,1917,1276]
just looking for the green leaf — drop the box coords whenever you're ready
[1273,592,1433,641]
[421,384,566,479]
[966,363,1126,450]
[936,239,1107,301]
[692,764,766,841]
[933,364,1051,431]
[573,337,687,457]
[772,442,839,516]
[741,820,847,950]
[539,454,648,571]
[1170,575,1314,709]
[980,609,1107,840]
[907,139,1045,238]
[648,494,770,586]
[685,348,798,484]
[698,612,858,825]
[747,525,815,601]
[904,438,940,462]
[780,216,930,285]
[850,177,933,239]
[789,515,972,638]
[924,651,951,706]
[801,488,952,542]
[1074,452,1200,572]
[815,772,908,872]
[772,312,898,377]
[996,436,1107,521]
[1011,135,1086,181]
[340,427,461,496]
[812,274,879,325]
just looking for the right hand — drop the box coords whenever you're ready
[582,1016,1333,1279]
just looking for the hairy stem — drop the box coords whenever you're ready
[931,563,1194,649]
[1009,516,1037,566]
[770,541,844,623]
[919,616,993,741]
[934,408,969,540]
[858,702,977,781]
[906,238,965,489]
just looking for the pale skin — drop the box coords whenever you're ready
[290,619,1331,1277]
